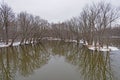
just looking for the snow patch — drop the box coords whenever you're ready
[12,42,20,46]
[0,42,20,48]
[88,46,119,51]
[109,46,119,51]
[0,43,9,47]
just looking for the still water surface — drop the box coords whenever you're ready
[0,40,120,80]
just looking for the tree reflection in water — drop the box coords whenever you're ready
[49,41,113,80]
[0,40,115,80]
[66,46,113,80]
[0,43,50,80]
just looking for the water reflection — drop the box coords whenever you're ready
[0,40,117,80]
[0,43,50,80]
[44,41,114,80]
[66,47,113,80]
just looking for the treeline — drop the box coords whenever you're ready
[0,2,120,46]
[0,3,49,46]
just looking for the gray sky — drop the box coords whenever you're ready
[0,0,120,23]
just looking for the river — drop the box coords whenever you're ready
[0,40,120,80]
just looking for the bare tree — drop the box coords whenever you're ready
[0,3,15,44]
[79,2,120,47]
[17,12,48,45]
[95,2,120,47]
[9,19,19,46]
[66,17,82,42]
[31,16,48,43]
[17,12,33,45]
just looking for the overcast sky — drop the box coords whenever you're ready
[0,0,120,23]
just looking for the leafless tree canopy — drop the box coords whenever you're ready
[0,2,119,46]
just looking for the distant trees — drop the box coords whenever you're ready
[66,17,82,42]
[110,25,120,36]
[51,23,69,40]
[0,2,119,47]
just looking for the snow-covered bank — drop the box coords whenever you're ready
[0,38,83,48]
[42,37,84,44]
[0,38,119,52]
[0,41,35,48]
[88,45,119,51]
[0,42,20,48]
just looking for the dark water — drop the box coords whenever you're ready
[0,40,120,80]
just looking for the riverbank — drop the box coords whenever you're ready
[0,38,119,52]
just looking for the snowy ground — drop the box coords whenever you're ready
[0,38,119,52]
[88,46,119,51]
[0,42,20,48]
[0,39,83,48]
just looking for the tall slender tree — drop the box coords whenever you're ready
[0,3,15,44]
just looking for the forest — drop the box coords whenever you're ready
[0,2,120,47]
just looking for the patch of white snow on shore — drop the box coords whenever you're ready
[88,46,119,51]
[13,42,20,46]
[0,42,20,48]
